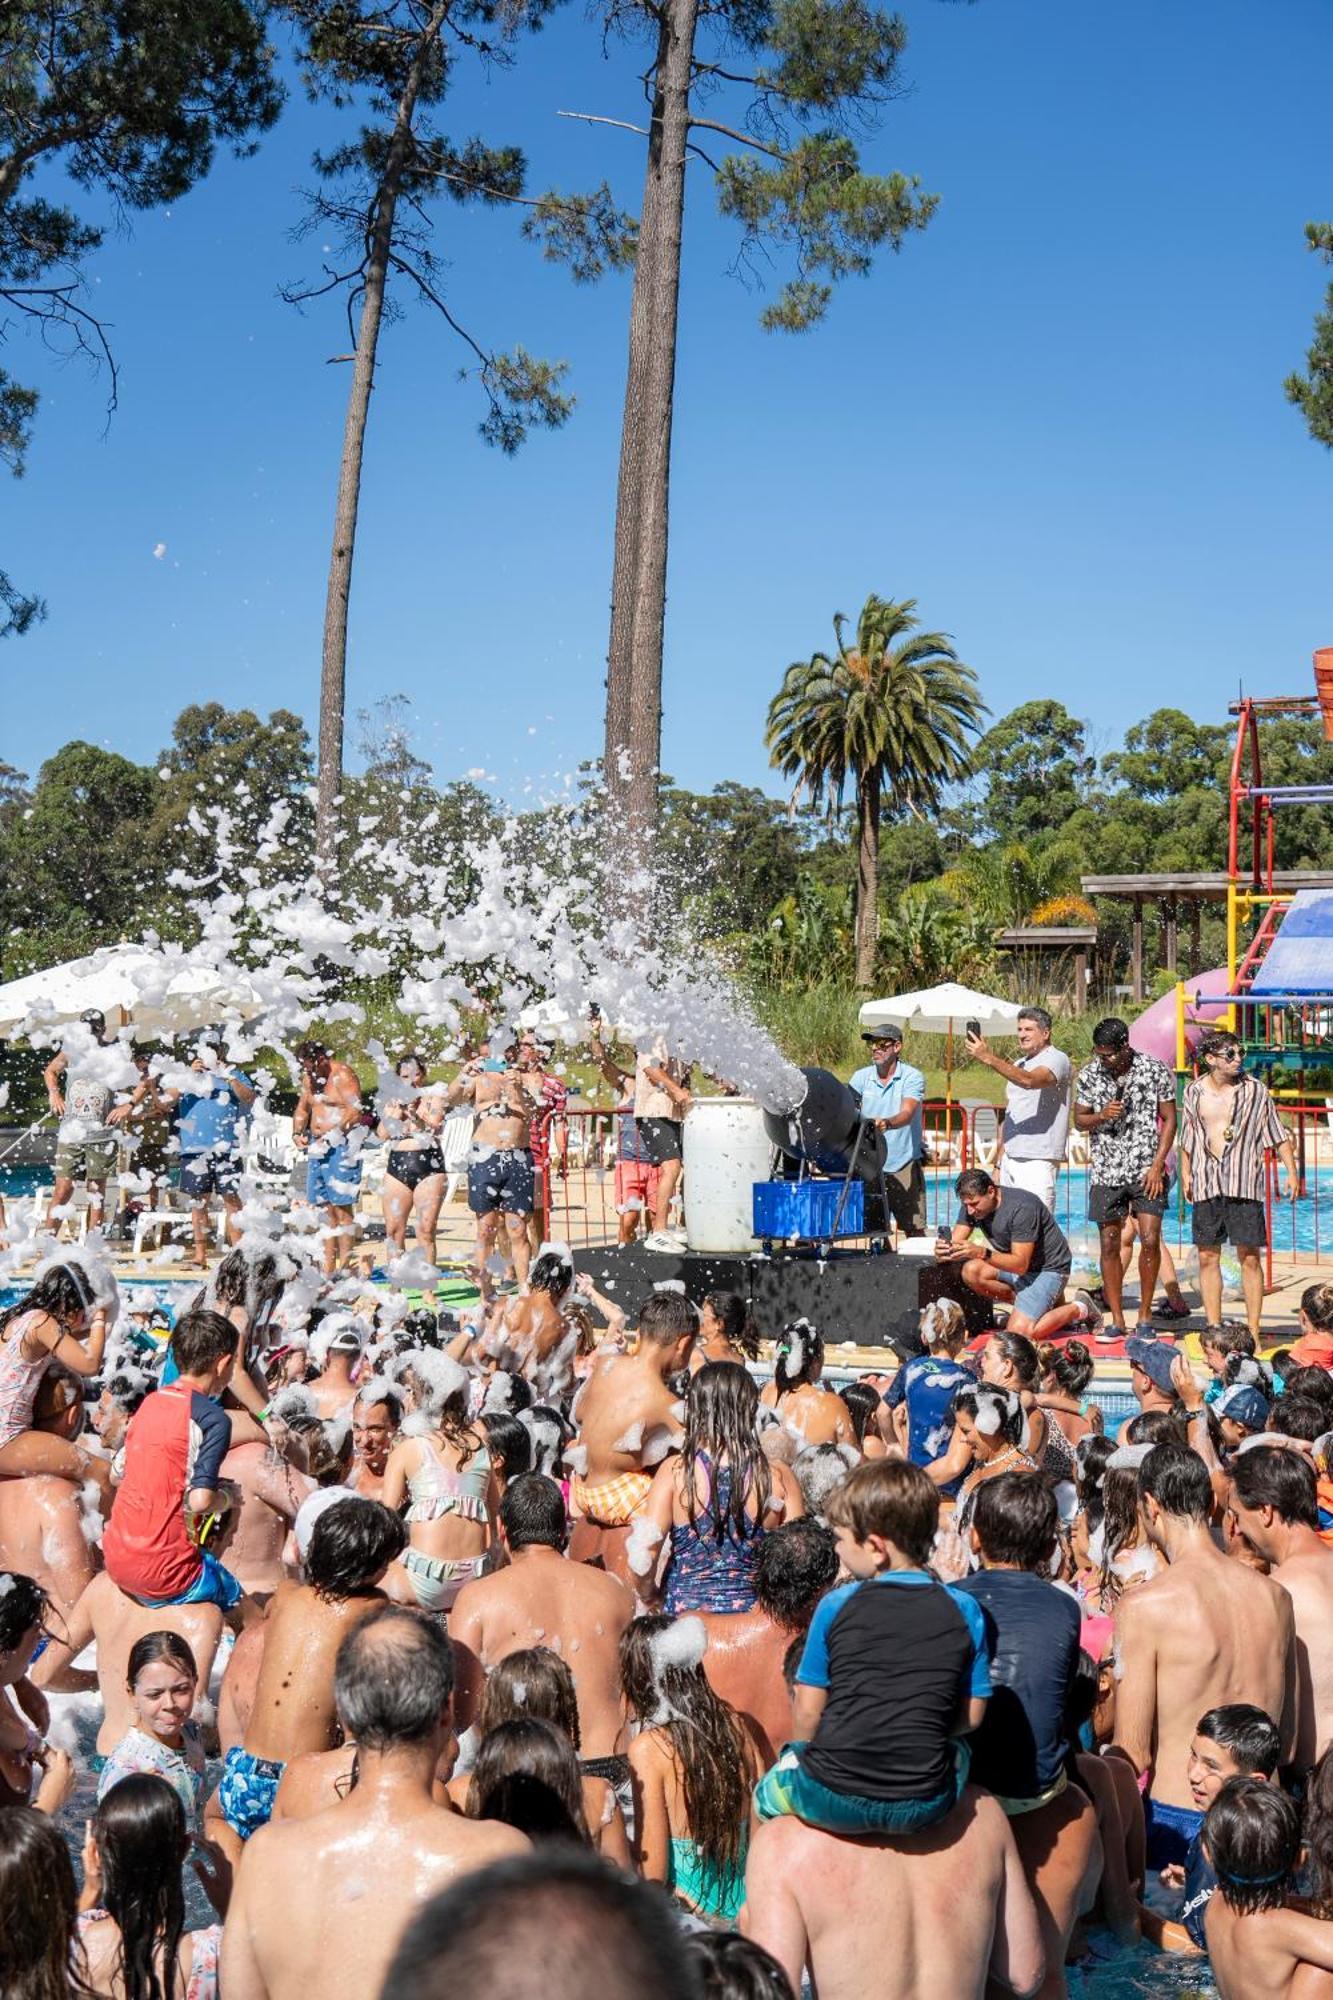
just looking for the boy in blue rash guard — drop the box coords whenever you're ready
[884,1300,975,1498]
[1138,1704,1281,1954]
[754,1459,990,1834]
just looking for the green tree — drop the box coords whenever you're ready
[1,0,282,620]
[1285,222,1333,449]
[657,778,805,936]
[964,700,1096,844]
[1102,707,1228,801]
[876,886,995,992]
[938,837,1085,931]
[766,594,985,986]
[0,741,156,971]
[281,0,626,874]
[560,1,941,852]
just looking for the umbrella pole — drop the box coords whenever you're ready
[946,1022,954,1165]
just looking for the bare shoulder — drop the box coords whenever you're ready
[430,1810,530,1865]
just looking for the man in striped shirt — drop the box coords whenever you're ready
[1179,1032,1298,1339]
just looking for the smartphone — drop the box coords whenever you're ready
[965,1018,981,1041]
[937,1224,951,1242]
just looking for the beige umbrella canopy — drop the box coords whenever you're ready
[0,943,263,1041]
[859,983,1023,1131]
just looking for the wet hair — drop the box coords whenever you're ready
[791,1443,853,1520]
[1230,1444,1319,1527]
[773,1318,823,1393]
[305,1497,406,1600]
[92,1774,189,2000]
[954,1167,995,1200]
[396,1051,427,1081]
[480,1411,532,1482]
[682,1363,771,1540]
[335,1606,454,1749]
[1074,1433,1116,1530]
[1196,1705,1282,1779]
[1125,1409,1187,1447]
[0,1805,93,2000]
[954,1383,1025,1448]
[1304,1744,1333,1917]
[1046,1339,1094,1398]
[1097,1466,1146,1605]
[285,1411,353,1486]
[1092,1017,1130,1051]
[839,1380,881,1447]
[102,1370,151,1419]
[1277,1365,1333,1414]
[1138,1441,1213,1523]
[479,1647,582,1751]
[0,1262,98,1340]
[1301,1281,1333,1332]
[400,1307,440,1348]
[971,1470,1058,1570]
[500,1473,568,1552]
[0,1572,47,1656]
[529,1251,574,1299]
[353,1383,404,1426]
[918,1299,966,1351]
[522,1406,572,1480]
[621,1616,751,1896]
[824,1459,938,1564]
[753,1520,839,1629]
[211,1248,285,1318]
[686,1933,795,2000]
[385,1849,699,2000]
[402,1358,478,1463]
[1271,1394,1329,1443]
[168,1308,238,1378]
[294,1040,330,1066]
[126,1631,197,1692]
[637,1292,698,1349]
[1205,1777,1301,1914]
[702,1292,759,1361]
[467,1718,590,1846]
[986,1327,1039,1388]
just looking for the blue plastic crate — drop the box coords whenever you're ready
[752,1179,864,1240]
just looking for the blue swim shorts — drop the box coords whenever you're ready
[754,1740,969,1836]
[1145,1794,1204,1871]
[307,1139,363,1208]
[133,1552,244,1613]
[217,1745,286,1841]
[467,1144,535,1217]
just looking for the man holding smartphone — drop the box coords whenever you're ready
[965,1006,1071,1213]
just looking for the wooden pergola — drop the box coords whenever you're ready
[1081,870,1333,1001]
[995,926,1097,1015]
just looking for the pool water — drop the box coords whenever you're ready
[1072,1935,1214,1997]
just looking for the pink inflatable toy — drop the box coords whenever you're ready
[1128,968,1235,1069]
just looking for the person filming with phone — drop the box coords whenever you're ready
[963,1006,1072,1215]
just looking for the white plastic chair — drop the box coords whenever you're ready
[440,1108,475,1206]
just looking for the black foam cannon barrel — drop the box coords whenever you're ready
[761,1066,886,1184]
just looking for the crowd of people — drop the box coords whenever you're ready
[0,1190,1332,1999]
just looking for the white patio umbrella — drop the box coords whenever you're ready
[0,943,264,1041]
[859,983,1023,1128]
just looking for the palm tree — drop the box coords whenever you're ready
[766,596,986,986]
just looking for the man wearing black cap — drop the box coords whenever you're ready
[849,1025,927,1235]
[44,1008,119,1231]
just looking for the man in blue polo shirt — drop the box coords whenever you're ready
[849,1024,927,1234]
[165,1036,257,1269]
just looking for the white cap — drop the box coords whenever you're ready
[293,1484,357,1560]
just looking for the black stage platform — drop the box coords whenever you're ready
[571,1243,994,1355]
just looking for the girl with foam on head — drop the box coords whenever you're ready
[0,1261,114,1490]
[760,1320,855,1450]
[380,1350,498,1613]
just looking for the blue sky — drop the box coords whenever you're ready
[2,0,1329,803]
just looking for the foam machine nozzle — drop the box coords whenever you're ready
[761,1067,886,1183]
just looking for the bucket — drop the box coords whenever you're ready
[683,1097,777,1253]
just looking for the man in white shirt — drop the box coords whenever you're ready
[966,1007,1071,1214]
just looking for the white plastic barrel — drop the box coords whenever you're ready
[682,1097,777,1253]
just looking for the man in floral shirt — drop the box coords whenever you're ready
[1074,1016,1177,1343]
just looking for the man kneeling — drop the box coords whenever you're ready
[937,1169,1096,1341]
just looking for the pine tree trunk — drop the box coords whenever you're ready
[315,6,446,883]
[602,0,699,866]
[854,779,881,987]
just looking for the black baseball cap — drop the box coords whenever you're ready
[862,1024,903,1044]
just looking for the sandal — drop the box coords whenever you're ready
[1155,1296,1190,1321]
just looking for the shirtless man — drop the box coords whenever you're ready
[293,1043,365,1276]
[208,1495,405,1864]
[445,1041,550,1296]
[1229,1444,1333,1770]
[449,1473,633,1767]
[1112,1442,1295,1873]
[221,1607,527,2000]
[0,1371,101,1618]
[220,1439,312,1598]
[743,1787,1046,2000]
[34,1567,225,1756]
[565,1290,695,1583]
[304,1318,365,1421]
[485,1245,580,1403]
[346,1382,402,1504]
[698,1519,839,1762]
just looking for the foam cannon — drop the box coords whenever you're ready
[761,1067,886,1183]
